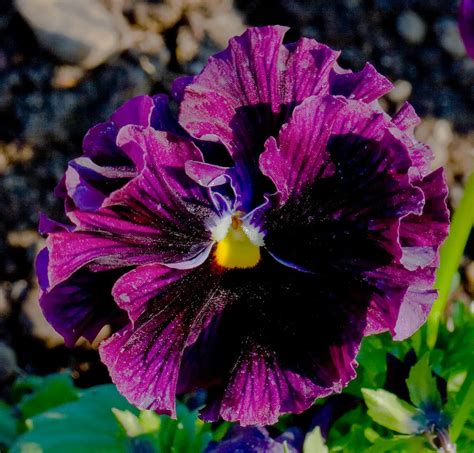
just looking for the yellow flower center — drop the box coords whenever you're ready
[214,216,261,269]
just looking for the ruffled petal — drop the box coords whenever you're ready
[328,62,393,103]
[65,95,180,213]
[400,168,450,266]
[180,27,392,157]
[179,27,393,210]
[46,231,161,288]
[100,264,227,417]
[195,262,366,425]
[36,248,125,346]
[365,168,449,339]
[263,101,424,274]
[259,95,345,203]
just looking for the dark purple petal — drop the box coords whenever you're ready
[460,0,474,59]
[110,95,155,130]
[194,262,367,426]
[56,128,218,278]
[180,27,392,157]
[262,101,424,275]
[205,426,301,453]
[64,157,135,212]
[36,248,125,346]
[82,122,121,161]
[206,344,331,426]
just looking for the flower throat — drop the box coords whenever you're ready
[214,215,261,269]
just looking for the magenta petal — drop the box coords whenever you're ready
[70,95,180,214]
[259,95,345,203]
[184,161,230,188]
[329,63,393,103]
[400,168,449,269]
[82,122,120,160]
[180,27,393,157]
[114,126,212,203]
[111,264,188,320]
[100,320,186,416]
[392,102,420,132]
[110,95,155,130]
[46,231,162,287]
[100,264,226,417]
[179,26,288,158]
[215,347,329,426]
[460,0,474,59]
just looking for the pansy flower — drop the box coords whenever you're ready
[460,0,474,58]
[37,26,449,426]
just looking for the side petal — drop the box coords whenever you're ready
[46,231,163,287]
[36,248,125,346]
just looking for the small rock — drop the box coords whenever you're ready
[176,25,200,64]
[10,280,29,302]
[435,18,466,59]
[7,230,40,248]
[51,65,86,89]
[15,0,121,69]
[388,79,412,103]
[397,10,426,44]
[432,119,453,147]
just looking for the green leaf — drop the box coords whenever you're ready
[0,401,17,448]
[362,389,422,434]
[112,409,144,437]
[427,171,474,349]
[137,410,161,433]
[303,426,328,453]
[451,371,474,442]
[406,353,442,409]
[365,435,428,453]
[17,373,79,420]
[10,385,138,453]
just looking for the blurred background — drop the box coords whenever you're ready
[0,0,472,394]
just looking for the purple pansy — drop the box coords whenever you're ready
[460,0,474,58]
[36,26,449,426]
